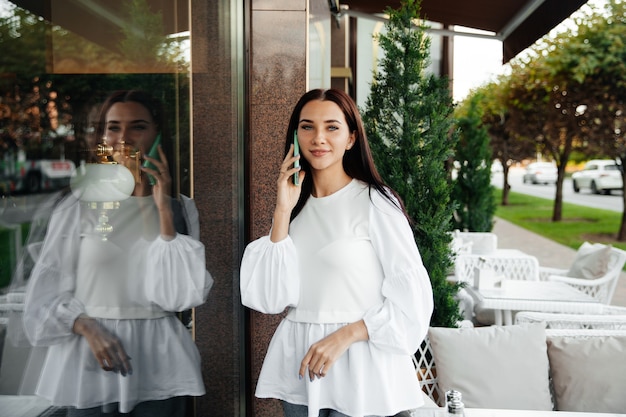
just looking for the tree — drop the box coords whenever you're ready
[555,0,626,239]
[0,1,190,189]
[362,0,462,328]
[453,92,496,231]
[463,77,536,207]
[504,0,626,230]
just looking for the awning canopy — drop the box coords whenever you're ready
[12,0,588,64]
[340,0,589,62]
[9,0,188,54]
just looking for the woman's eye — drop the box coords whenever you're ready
[328,125,339,131]
[300,125,312,131]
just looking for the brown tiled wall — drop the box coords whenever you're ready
[248,2,308,417]
[191,2,244,416]
[191,0,311,415]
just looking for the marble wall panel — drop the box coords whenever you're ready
[247,1,308,416]
[191,1,243,417]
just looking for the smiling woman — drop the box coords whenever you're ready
[0,1,205,413]
[240,88,434,417]
[19,90,213,417]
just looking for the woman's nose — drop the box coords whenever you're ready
[311,130,325,144]
[104,132,126,148]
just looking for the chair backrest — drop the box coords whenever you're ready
[571,247,626,304]
[414,336,443,406]
[454,250,540,285]
[604,247,626,303]
[515,305,626,330]
[453,231,498,255]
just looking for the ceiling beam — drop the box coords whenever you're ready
[341,9,501,41]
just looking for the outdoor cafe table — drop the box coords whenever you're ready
[411,407,626,417]
[464,279,603,326]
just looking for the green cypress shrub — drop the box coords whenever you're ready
[453,93,497,232]
[361,0,462,327]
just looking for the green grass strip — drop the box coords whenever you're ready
[494,188,626,252]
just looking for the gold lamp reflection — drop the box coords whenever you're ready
[70,142,139,240]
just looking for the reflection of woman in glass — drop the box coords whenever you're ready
[240,88,433,417]
[23,90,213,416]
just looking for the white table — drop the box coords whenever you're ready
[412,407,626,417]
[465,280,602,326]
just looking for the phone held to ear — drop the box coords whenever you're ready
[142,134,161,185]
[293,130,300,186]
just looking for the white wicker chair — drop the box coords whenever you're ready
[539,246,626,304]
[452,248,540,324]
[451,231,498,256]
[515,305,626,329]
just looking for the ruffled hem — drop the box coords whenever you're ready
[255,319,423,417]
[34,316,205,413]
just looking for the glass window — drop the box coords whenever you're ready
[0,0,191,413]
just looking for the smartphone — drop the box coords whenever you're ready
[293,130,300,186]
[142,133,162,185]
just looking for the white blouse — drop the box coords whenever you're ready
[240,179,433,417]
[23,194,213,413]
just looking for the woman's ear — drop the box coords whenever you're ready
[346,132,356,150]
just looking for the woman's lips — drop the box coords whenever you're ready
[310,150,328,157]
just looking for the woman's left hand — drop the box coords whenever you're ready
[299,320,369,381]
[142,145,176,238]
[141,145,172,208]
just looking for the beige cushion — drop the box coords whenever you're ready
[547,335,626,413]
[567,242,612,279]
[428,323,552,410]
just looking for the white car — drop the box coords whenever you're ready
[571,159,623,194]
[522,162,557,185]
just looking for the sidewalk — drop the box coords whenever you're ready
[491,216,626,307]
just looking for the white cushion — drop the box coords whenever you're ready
[567,242,611,280]
[428,323,552,410]
[547,335,626,413]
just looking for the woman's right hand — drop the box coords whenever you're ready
[73,315,133,376]
[271,144,304,242]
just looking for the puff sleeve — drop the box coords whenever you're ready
[23,196,85,346]
[144,198,213,311]
[239,235,300,314]
[362,190,434,354]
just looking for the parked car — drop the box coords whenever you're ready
[572,159,623,194]
[522,162,557,185]
[1,149,75,195]
[491,160,503,173]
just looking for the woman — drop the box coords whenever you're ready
[240,88,433,417]
[23,90,213,416]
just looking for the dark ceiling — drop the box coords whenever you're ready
[11,0,188,55]
[12,0,588,64]
[341,0,589,62]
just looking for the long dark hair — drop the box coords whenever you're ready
[285,88,408,221]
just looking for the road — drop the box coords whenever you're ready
[492,167,623,213]
[0,192,60,225]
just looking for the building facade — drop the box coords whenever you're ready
[0,0,469,416]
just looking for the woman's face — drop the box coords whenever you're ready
[297,100,355,175]
[104,101,158,154]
